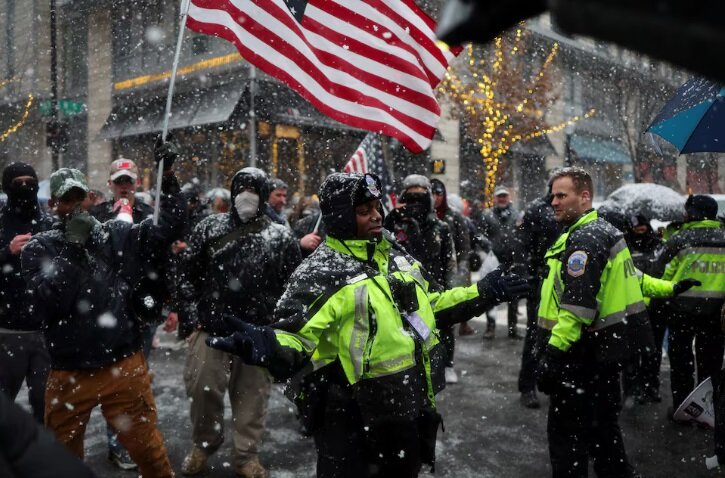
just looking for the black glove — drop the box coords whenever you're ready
[205,315,276,366]
[64,212,97,245]
[154,135,179,172]
[536,346,577,395]
[673,278,702,295]
[477,267,530,305]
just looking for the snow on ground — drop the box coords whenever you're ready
[15,311,715,477]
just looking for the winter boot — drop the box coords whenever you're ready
[181,446,209,475]
[236,459,269,478]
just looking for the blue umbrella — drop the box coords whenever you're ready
[647,77,725,153]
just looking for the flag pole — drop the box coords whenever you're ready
[154,0,192,225]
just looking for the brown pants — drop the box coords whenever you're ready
[45,351,174,478]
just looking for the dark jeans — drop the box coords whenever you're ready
[548,365,635,478]
[518,281,540,393]
[667,310,724,408]
[0,332,50,422]
[314,384,422,478]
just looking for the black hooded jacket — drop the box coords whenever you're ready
[0,205,54,331]
[180,169,302,335]
[21,175,185,370]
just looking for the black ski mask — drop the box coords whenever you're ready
[400,191,431,222]
[2,162,39,217]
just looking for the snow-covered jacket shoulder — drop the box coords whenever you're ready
[181,213,301,335]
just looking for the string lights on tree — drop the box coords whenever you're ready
[0,94,34,144]
[439,26,595,206]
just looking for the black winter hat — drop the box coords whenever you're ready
[2,162,37,192]
[230,167,270,217]
[685,194,718,221]
[319,172,382,239]
[231,167,270,198]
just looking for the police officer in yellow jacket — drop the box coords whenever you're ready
[537,167,648,478]
[654,194,725,414]
[206,172,529,478]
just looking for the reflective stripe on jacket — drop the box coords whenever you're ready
[660,220,725,300]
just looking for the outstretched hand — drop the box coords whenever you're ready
[477,268,530,305]
[205,315,276,366]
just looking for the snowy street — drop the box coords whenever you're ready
[19,309,710,478]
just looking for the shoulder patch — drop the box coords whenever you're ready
[567,250,588,277]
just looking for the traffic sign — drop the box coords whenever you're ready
[39,99,86,117]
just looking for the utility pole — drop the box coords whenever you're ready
[249,64,257,168]
[48,0,61,170]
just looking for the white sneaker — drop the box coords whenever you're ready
[445,367,459,384]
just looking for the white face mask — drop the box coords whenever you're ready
[234,191,259,222]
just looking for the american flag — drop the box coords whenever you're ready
[186,0,459,153]
[344,133,395,208]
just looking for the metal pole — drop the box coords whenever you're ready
[249,64,257,168]
[153,0,191,225]
[49,0,59,170]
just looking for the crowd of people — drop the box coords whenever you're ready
[0,140,723,478]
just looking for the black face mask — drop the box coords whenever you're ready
[6,178,39,215]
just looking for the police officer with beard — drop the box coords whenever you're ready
[536,167,646,478]
[384,175,459,383]
[0,163,53,422]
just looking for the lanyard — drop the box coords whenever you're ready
[340,241,438,407]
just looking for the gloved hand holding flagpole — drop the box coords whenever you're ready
[154,0,191,226]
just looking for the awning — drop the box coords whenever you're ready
[570,135,631,164]
[510,135,557,156]
[255,80,359,132]
[99,83,244,139]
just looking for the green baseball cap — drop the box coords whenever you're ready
[49,168,89,199]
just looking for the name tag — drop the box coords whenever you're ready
[394,256,412,272]
[404,311,431,341]
[347,273,367,285]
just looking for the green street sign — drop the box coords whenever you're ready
[39,99,86,117]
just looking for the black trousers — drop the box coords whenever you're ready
[714,368,725,462]
[439,326,455,368]
[0,332,50,422]
[667,310,724,408]
[548,365,635,478]
[314,385,422,478]
[518,279,540,393]
[486,300,520,335]
[635,305,668,397]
